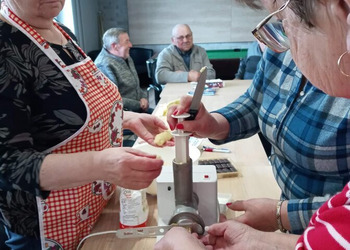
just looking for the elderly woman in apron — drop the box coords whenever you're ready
[0,0,170,249]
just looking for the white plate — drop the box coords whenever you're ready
[133,143,201,195]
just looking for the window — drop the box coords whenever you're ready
[56,0,75,34]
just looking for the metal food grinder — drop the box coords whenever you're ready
[157,114,218,235]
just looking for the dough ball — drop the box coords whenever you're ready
[162,99,180,116]
[154,131,173,146]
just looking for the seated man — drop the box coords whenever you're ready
[95,27,151,113]
[155,24,216,84]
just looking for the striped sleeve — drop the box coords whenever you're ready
[296,182,350,250]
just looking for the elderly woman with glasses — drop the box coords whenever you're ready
[167,0,350,235]
[156,0,350,248]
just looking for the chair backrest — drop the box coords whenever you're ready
[129,47,154,88]
[146,57,157,85]
[87,49,101,61]
[129,47,154,66]
[210,58,241,80]
[146,55,163,104]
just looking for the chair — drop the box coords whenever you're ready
[124,47,154,146]
[87,49,101,61]
[146,56,163,105]
[129,47,154,89]
[209,58,241,80]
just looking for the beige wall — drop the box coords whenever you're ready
[127,0,268,45]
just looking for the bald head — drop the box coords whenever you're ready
[172,24,192,37]
[171,24,193,52]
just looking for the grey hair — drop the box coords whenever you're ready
[236,0,319,28]
[102,27,127,50]
[235,0,263,9]
[288,0,319,28]
[171,24,192,37]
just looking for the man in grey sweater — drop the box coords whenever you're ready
[95,28,150,113]
[155,24,216,84]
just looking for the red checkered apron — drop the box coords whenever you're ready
[1,6,123,250]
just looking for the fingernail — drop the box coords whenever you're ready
[226,202,232,206]
[169,124,174,130]
[172,110,178,116]
[176,123,184,130]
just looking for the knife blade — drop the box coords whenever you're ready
[187,66,208,120]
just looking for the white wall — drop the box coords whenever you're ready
[99,0,129,33]
[127,0,268,45]
[71,0,268,53]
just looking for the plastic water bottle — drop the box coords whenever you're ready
[119,188,149,229]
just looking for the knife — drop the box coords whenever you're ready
[187,66,208,120]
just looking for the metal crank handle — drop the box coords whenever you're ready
[116,223,194,239]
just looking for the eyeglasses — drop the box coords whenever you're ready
[175,34,192,41]
[252,0,291,53]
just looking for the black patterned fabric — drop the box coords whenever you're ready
[0,20,86,237]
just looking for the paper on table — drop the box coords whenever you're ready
[188,88,216,96]
[189,137,203,148]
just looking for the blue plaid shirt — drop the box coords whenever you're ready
[213,49,350,234]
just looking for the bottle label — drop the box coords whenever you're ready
[119,188,149,228]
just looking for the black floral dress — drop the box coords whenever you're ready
[0,20,86,237]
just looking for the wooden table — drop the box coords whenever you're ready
[82,80,281,250]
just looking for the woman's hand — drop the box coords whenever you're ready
[167,95,229,140]
[201,220,263,249]
[40,147,163,191]
[123,111,173,147]
[97,147,163,190]
[227,198,280,232]
[154,227,206,250]
[201,220,298,250]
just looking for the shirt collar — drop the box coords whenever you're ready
[175,46,192,56]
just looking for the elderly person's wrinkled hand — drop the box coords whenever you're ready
[154,227,207,250]
[124,111,174,147]
[166,95,229,140]
[201,219,299,250]
[188,70,201,82]
[227,198,284,232]
[140,98,149,111]
[201,220,261,249]
[96,147,163,190]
